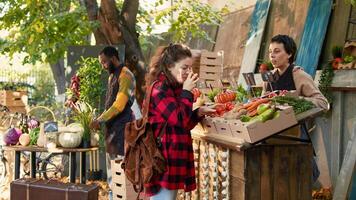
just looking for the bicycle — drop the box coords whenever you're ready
[21,151,69,180]
[0,145,9,185]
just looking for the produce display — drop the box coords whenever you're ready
[197,87,315,143]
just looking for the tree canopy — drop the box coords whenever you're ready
[0,0,228,102]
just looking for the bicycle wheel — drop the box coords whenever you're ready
[0,158,7,185]
[21,152,43,178]
[41,153,69,180]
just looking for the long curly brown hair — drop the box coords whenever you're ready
[146,43,192,87]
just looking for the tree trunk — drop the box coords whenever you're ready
[83,0,146,105]
[49,59,66,94]
[48,1,70,95]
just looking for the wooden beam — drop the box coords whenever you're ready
[331,91,344,186]
[333,122,356,200]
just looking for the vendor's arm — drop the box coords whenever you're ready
[97,67,135,122]
[293,68,329,110]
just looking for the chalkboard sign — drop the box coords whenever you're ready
[261,71,278,82]
[44,121,58,133]
[242,72,256,86]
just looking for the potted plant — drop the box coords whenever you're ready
[72,101,95,148]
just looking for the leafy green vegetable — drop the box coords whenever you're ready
[318,62,334,103]
[29,127,40,145]
[272,96,315,114]
[207,88,221,102]
[235,84,248,102]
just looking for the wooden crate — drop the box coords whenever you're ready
[191,49,202,75]
[230,143,313,200]
[111,160,148,200]
[204,106,298,144]
[0,90,28,107]
[8,106,27,114]
[199,50,224,89]
[338,61,356,70]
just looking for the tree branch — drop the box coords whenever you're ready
[83,0,109,44]
[121,0,139,33]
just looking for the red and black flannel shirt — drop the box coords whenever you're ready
[144,73,202,196]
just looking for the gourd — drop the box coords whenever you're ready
[58,132,82,148]
[19,134,30,146]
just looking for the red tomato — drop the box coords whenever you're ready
[224,102,235,111]
[332,58,343,70]
[192,88,201,102]
[215,104,226,116]
[259,64,268,73]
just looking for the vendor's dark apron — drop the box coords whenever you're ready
[104,66,133,156]
[266,64,320,182]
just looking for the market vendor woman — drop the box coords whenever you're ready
[262,34,329,182]
[262,34,329,110]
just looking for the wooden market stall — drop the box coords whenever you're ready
[176,108,324,200]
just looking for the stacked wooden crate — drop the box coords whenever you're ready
[111,160,148,200]
[0,90,28,113]
[199,50,224,90]
[191,49,202,75]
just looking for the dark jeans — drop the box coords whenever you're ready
[300,123,320,182]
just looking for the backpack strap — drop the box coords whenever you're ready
[156,122,167,148]
[132,147,143,200]
[141,80,159,120]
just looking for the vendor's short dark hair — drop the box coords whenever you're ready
[100,46,120,61]
[271,35,297,63]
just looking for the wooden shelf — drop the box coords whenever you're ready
[3,145,99,153]
[330,86,356,91]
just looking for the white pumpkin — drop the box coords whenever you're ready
[58,132,82,148]
[19,134,30,146]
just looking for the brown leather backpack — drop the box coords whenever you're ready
[122,81,166,198]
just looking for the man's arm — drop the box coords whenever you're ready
[97,67,135,122]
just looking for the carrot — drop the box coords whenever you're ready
[247,109,258,117]
[246,98,270,112]
[240,99,258,109]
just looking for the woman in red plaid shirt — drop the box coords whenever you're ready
[144,44,215,199]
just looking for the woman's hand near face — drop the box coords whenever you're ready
[183,72,199,91]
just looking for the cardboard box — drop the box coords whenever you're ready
[204,106,298,143]
[201,117,217,134]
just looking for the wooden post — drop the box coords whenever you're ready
[331,91,344,185]
[333,122,356,199]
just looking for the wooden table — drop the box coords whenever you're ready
[3,145,99,184]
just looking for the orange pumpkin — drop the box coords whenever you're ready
[214,91,236,103]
